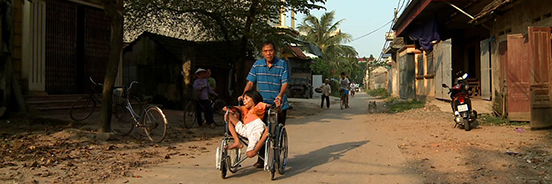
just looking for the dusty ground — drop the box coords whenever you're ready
[369,102,552,184]
[0,94,551,184]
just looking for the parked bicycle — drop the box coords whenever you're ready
[182,96,227,128]
[69,77,104,121]
[112,81,168,143]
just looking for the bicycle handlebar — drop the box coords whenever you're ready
[128,81,138,90]
[89,77,103,86]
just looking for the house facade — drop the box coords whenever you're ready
[470,0,552,127]
[388,0,552,127]
[14,0,116,95]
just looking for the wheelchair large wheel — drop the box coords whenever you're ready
[262,137,275,180]
[270,161,275,181]
[277,127,288,175]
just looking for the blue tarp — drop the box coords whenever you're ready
[409,17,440,51]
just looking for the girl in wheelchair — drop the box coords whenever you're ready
[223,90,270,158]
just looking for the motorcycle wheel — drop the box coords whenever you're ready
[464,120,472,131]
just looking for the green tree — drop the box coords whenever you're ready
[123,0,326,96]
[297,11,358,79]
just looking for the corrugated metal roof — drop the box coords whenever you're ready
[470,0,517,24]
[289,46,308,60]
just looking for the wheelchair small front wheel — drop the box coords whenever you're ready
[228,148,240,173]
[221,156,228,179]
[270,161,275,180]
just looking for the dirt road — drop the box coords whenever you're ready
[2,92,551,184]
[110,94,422,184]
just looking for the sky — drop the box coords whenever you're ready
[295,0,409,59]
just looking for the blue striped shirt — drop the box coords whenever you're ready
[246,58,290,110]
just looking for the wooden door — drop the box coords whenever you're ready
[480,39,492,100]
[507,34,531,121]
[434,39,452,100]
[529,27,552,129]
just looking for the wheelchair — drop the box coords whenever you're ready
[215,106,288,180]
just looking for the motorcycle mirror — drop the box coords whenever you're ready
[462,73,469,79]
[442,84,448,88]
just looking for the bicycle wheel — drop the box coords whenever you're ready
[70,96,96,121]
[183,101,197,128]
[212,99,227,126]
[112,97,141,135]
[114,96,142,121]
[277,127,288,175]
[143,106,168,143]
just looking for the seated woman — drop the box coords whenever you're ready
[223,90,270,158]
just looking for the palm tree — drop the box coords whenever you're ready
[298,11,358,78]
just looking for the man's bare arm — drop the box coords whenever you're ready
[243,81,254,95]
[275,83,288,106]
[238,81,255,102]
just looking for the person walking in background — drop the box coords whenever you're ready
[193,68,217,128]
[240,41,290,168]
[317,79,331,108]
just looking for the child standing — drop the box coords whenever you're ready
[317,79,331,108]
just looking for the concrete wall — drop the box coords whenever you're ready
[369,66,388,90]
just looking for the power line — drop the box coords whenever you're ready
[351,19,393,42]
[377,0,407,61]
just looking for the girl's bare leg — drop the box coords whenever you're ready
[247,128,269,158]
[226,113,243,149]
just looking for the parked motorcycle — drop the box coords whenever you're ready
[442,73,477,131]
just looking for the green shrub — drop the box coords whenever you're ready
[385,99,424,113]
[478,114,528,126]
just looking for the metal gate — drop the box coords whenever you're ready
[45,2,110,94]
[45,0,78,94]
[507,34,531,121]
[480,39,492,100]
[434,39,452,99]
[83,6,110,91]
[529,27,552,129]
